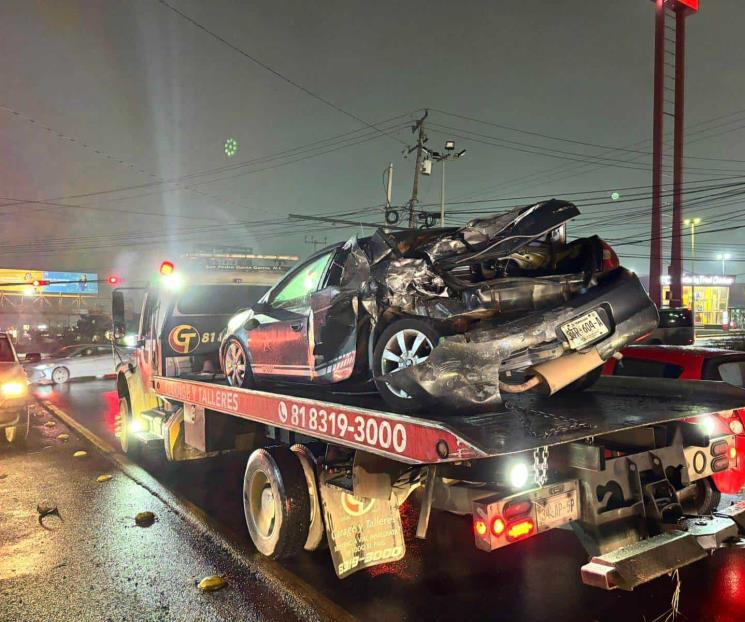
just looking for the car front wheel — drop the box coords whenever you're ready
[373,318,441,413]
[223,337,254,389]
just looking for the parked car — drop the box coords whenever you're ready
[640,307,695,345]
[220,200,658,413]
[603,344,745,495]
[25,344,114,384]
[0,332,30,445]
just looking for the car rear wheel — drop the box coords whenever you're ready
[4,407,30,446]
[243,445,311,559]
[373,318,441,413]
[52,366,70,384]
[223,338,254,389]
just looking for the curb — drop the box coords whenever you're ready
[36,398,357,622]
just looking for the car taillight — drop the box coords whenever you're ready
[506,519,535,542]
[491,517,506,536]
[600,240,620,271]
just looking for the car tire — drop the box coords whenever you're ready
[51,366,70,385]
[116,395,142,459]
[222,337,254,389]
[373,318,442,414]
[4,407,30,446]
[291,444,327,551]
[559,364,603,393]
[243,445,311,560]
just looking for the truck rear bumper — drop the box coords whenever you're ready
[581,504,745,590]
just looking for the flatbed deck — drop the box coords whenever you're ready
[153,375,745,465]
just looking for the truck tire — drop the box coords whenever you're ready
[373,318,442,414]
[116,396,142,459]
[559,364,603,393]
[291,444,327,551]
[243,445,311,560]
[4,407,30,446]
[222,337,254,389]
[690,476,721,515]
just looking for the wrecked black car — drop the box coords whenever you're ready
[220,199,658,414]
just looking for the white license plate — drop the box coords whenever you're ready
[534,488,579,530]
[560,310,609,349]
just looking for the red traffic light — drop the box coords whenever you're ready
[159,261,175,276]
[107,275,121,285]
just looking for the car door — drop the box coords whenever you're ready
[248,251,334,379]
[71,347,98,377]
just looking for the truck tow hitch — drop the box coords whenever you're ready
[581,501,745,590]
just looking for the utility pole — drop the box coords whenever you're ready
[406,110,429,228]
[385,162,394,209]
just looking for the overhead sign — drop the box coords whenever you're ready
[0,269,98,295]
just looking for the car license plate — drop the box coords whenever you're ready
[534,488,579,530]
[560,310,609,349]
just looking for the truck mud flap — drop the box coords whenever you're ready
[581,510,745,591]
[318,471,406,579]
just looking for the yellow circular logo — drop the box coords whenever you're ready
[168,324,200,354]
[341,493,376,517]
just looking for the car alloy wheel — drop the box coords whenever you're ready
[380,328,434,399]
[224,340,248,387]
[52,367,70,384]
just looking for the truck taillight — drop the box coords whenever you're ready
[474,519,487,536]
[730,446,737,461]
[503,500,532,519]
[491,517,506,536]
[506,519,535,542]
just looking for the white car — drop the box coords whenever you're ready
[27,344,114,384]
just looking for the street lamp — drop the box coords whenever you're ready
[684,217,701,325]
[717,253,731,275]
[431,141,466,227]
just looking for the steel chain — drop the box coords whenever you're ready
[533,445,549,487]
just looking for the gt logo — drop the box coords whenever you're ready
[168,324,200,354]
[341,493,375,517]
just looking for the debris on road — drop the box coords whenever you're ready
[57,433,70,441]
[96,474,112,482]
[197,575,227,592]
[44,421,56,428]
[37,502,59,518]
[135,511,156,527]
[73,450,88,458]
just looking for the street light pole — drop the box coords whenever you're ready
[440,157,446,226]
[717,253,731,275]
[684,217,701,324]
[432,140,465,228]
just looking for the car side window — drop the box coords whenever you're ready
[81,347,96,357]
[613,357,683,379]
[716,361,745,388]
[271,252,333,308]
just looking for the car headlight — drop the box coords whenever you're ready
[1,381,27,397]
[227,309,251,333]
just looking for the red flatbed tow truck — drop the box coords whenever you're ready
[112,269,745,590]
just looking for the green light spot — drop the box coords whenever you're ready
[610,191,620,201]
[224,137,238,157]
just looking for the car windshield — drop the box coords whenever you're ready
[718,361,745,387]
[0,336,15,363]
[659,308,693,328]
[176,285,269,315]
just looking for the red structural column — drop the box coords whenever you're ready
[670,7,686,307]
[649,0,665,307]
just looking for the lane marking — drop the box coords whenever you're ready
[35,397,358,622]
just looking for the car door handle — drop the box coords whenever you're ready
[290,322,303,332]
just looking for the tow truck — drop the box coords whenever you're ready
[112,260,745,590]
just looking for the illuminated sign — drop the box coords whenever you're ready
[660,274,734,286]
[0,269,98,295]
[675,0,699,12]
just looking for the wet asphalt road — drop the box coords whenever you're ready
[30,379,745,622]
[0,402,323,622]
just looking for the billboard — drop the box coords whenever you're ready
[0,269,99,296]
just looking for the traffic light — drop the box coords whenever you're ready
[31,279,49,287]
[107,275,121,286]
[159,261,175,276]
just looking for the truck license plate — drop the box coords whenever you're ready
[534,488,579,530]
[560,310,609,349]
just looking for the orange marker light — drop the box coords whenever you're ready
[506,519,535,542]
[474,519,487,537]
[730,446,737,461]
[491,517,506,536]
[160,261,175,276]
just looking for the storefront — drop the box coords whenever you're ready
[661,274,734,326]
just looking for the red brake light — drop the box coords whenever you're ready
[491,517,506,536]
[474,519,487,536]
[506,519,535,542]
[160,261,175,276]
[503,500,532,519]
[107,275,120,285]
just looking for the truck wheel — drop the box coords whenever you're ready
[689,476,721,515]
[373,318,441,414]
[223,338,254,389]
[291,444,327,551]
[52,366,70,385]
[4,407,30,446]
[243,446,310,560]
[559,364,603,393]
[116,396,142,459]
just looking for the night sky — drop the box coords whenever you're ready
[2,0,744,284]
